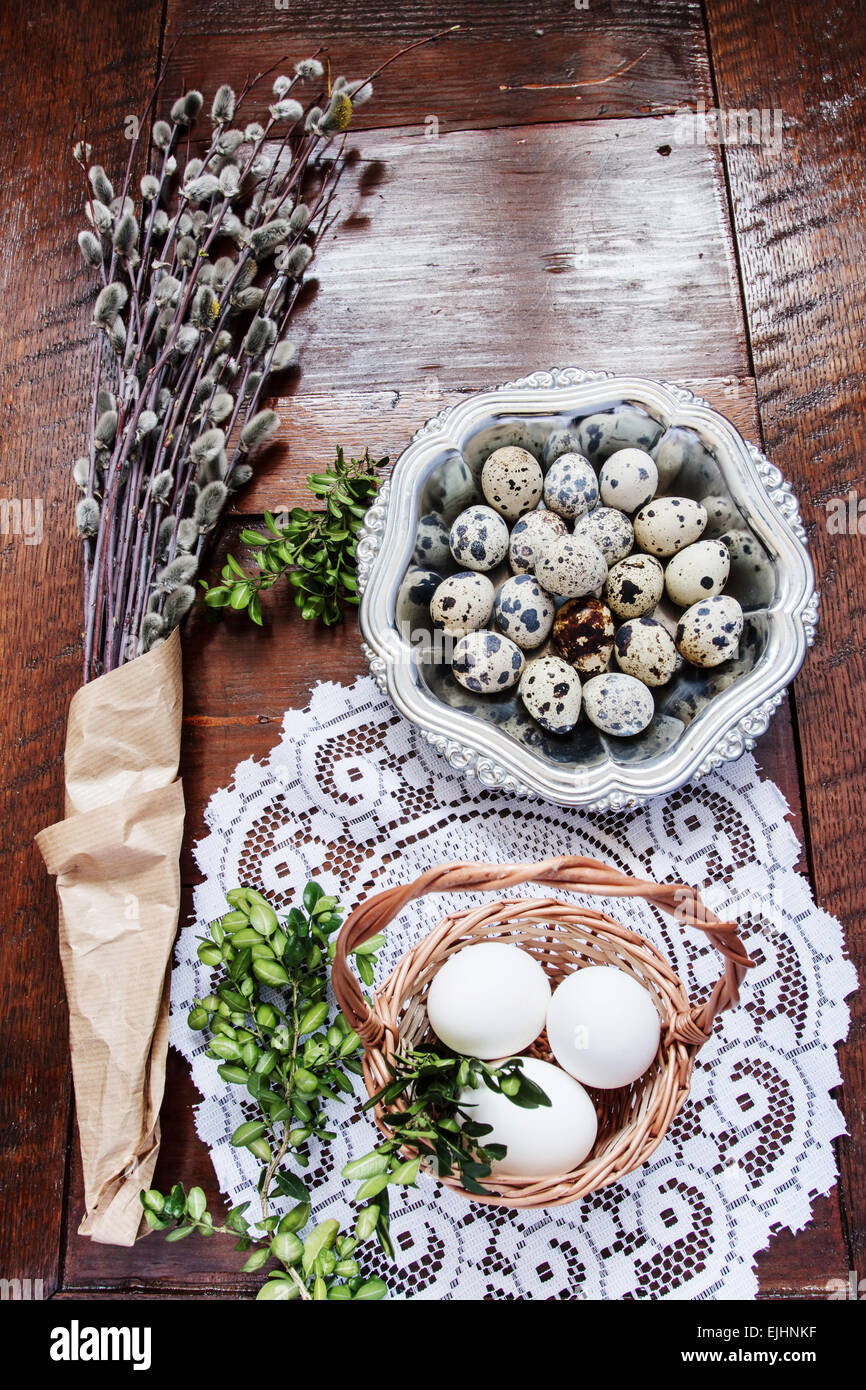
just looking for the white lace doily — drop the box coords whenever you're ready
[171,676,856,1300]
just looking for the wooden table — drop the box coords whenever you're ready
[1,0,862,1300]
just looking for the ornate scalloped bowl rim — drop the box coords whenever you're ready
[358,369,818,807]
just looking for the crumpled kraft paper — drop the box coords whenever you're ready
[36,629,184,1245]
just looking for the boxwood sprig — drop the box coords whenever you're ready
[200,446,387,626]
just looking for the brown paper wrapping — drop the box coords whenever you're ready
[36,629,184,1246]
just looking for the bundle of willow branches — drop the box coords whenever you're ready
[72,31,453,683]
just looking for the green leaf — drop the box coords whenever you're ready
[303,880,324,912]
[388,1158,421,1187]
[226,552,248,578]
[242,1247,271,1272]
[355,1172,390,1202]
[256,1276,295,1300]
[272,1171,309,1202]
[164,1224,195,1242]
[186,1187,207,1221]
[341,1150,391,1182]
[203,586,231,607]
[229,582,252,611]
[354,1278,387,1301]
[302,1219,339,1275]
[231,1120,267,1148]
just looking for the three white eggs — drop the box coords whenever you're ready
[426,940,662,1177]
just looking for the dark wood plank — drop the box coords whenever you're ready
[166,0,712,131]
[705,0,866,1277]
[0,0,164,1296]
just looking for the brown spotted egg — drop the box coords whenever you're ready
[449,505,510,572]
[518,656,582,734]
[633,497,707,557]
[599,448,658,513]
[481,446,544,521]
[552,597,615,675]
[614,618,678,687]
[430,572,495,636]
[493,575,555,650]
[604,553,664,619]
[452,629,525,693]
[535,534,608,599]
[574,506,634,567]
[675,595,744,667]
[664,539,730,607]
[542,453,599,521]
[582,672,655,737]
[509,509,567,573]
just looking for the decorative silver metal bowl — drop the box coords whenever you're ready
[358,369,818,809]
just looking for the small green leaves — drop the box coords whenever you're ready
[201,448,387,628]
[149,878,387,1301]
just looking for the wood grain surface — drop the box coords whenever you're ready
[0,0,164,1297]
[706,0,866,1281]
[0,0,859,1300]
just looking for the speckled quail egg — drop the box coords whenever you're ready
[508,508,568,573]
[664,539,730,607]
[614,618,678,687]
[541,427,585,467]
[576,407,663,464]
[396,567,441,633]
[574,506,634,567]
[702,495,740,538]
[452,629,525,693]
[449,505,510,572]
[542,453,599,521]
[422,453,477,523]
[481,447,544,521]
[604,553,664,619]
[582,672,655,737]
[493,574,555,650]
[599,448,659,513]
[552,597,615,676]
[412,513,452,569]
[518,656,583,734]
[535,533,608,599]
[675,595,744,668]
[633,497,707,557]
[718,529,773,581]
[430,572,495,636]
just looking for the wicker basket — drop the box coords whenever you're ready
[333,855,751,1209]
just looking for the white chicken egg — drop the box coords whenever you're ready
[427,942,551,1059]
[547,965,662,1090]
[459,1056,598,1176]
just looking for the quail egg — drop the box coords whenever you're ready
[541,427,585,467]
[508,509,567,573]
[633,497,707,557]
[576,407,663,463]
[574,507,634,567]
[535,533,608,599]
[614,618,678,687]
[396,567,440,634]
[430,572,495,636]
[604,553,664,619]
[664,539,731,607]
[493,574,555,650]
[423,452,477,522]
[702,495,740,537]
[481,446,544,521]
[675,595,744,668]
[518,656,583,734]
[599,448,658,513]
[582,672,655,737]
[452,629,525,693]
[552,597,615,675]
[449,505,510,572]
[412,513,452,569]
[542,453,599,521]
